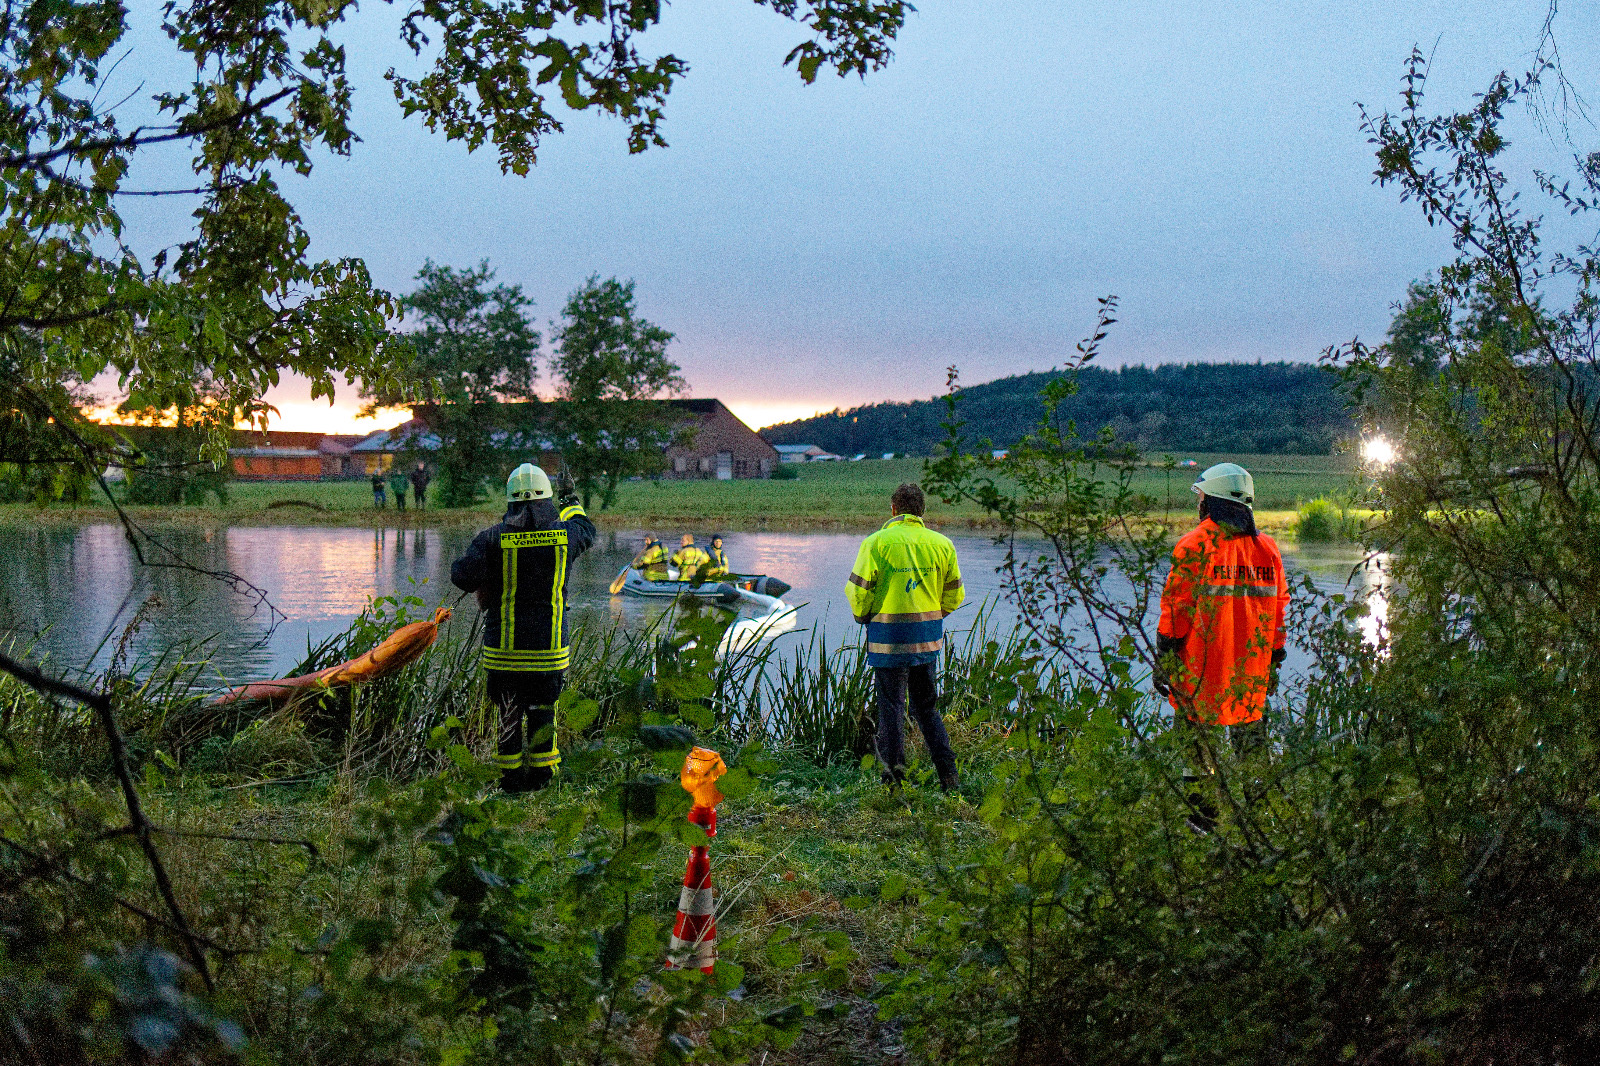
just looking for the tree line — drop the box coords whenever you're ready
[366,263,687,511]
[761,361,1352,457]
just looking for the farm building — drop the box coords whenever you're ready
[774,443,838,463]
[228,431,366,480]
[661,399,778,479]
[382,399,778,480]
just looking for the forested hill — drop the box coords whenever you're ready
[760,362,1351,456]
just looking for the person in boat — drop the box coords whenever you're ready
[631,534,669,580]
[670,533,711,584]
[703,534,730,579]
[845,482,966,793]
[1153,462,1290,834]
[450,464,594,793]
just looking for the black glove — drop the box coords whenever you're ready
[554,468,576,498]
[1153,634,1184,698]
[1267,646,1286,695]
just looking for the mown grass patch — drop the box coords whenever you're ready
[0,453,1354,532]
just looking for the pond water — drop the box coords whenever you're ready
[0,522,1385,688]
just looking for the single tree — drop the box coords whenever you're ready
[547,276,685,509]
[366,261,541,506]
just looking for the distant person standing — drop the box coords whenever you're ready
[845,483,966,792]
[371,472,386,509]
[388,467,409,512]
[410,461,431,510]
[1154,462,1290,833]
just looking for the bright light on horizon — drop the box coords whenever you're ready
[84,400,413,436]
[1362,435,1397,468]
[724,400,832,431]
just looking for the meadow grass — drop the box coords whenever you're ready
[0,453,1356,533]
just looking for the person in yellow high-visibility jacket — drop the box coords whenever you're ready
[702,535,731,579]
[631,534,668,580]
[845,483,965,791]
[671,534,712,584]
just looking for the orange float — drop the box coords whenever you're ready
[214,607,452,704]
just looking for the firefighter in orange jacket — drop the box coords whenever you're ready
[1155,462,1289,831]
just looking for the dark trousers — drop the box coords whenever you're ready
[393,492,406,512]
[874,662,956,782]
[413,485,427,509]
[1175,714,1267,821]
[487,669,563,792]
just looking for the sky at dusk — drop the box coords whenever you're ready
[109,1,1599,433]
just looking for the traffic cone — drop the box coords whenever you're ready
[666,747,727,974]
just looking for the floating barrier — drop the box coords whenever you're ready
[213,607,452,704]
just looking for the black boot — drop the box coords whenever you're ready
[938,770,960,794]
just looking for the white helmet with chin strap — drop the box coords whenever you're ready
[1192,462,1254,509]
[506,463,553,503]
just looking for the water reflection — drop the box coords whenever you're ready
[0,524,1391,685]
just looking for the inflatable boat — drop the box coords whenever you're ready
[614,569,791,603]
[608,568,799,657]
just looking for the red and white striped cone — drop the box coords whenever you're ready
[665,804,717,973]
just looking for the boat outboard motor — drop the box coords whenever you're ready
[754,576,791,598]
[715,583,742,606]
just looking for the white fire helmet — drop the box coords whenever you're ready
[1191,462,1254,508]
[506,463,552,503]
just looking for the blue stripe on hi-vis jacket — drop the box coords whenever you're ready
[864,616,944,667]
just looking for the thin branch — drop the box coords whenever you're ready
[0,648,216,990]
[0,87,296,170]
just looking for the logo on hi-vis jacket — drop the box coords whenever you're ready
[1211,563,1276,582]
[904,576,922,594]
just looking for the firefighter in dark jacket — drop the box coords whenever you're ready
[451,463,595,792]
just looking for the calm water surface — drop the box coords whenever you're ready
[0,523,1384,687]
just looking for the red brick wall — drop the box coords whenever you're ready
[663,402,780,479]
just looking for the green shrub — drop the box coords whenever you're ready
[1294,495,1364,541]
[768,463,799,480]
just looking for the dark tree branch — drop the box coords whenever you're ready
[0,648,216,990]
[0,87,297,170]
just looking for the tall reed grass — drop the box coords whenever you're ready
[2,594,1058,782]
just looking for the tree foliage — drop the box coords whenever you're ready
[371,260,542,506]
[0,0,911,479]
[547,275,685,509]
[763,361,1352,458]
[884,49,1600,1066]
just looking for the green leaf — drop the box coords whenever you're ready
[710,960,745,993]
[717,766,756,801]
[881,873,909,902]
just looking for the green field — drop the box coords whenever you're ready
[0,453,1357,533]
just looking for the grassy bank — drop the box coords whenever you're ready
[0,453,1354,533]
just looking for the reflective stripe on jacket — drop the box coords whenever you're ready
[632,543,668,580]
[845,514,965,666]
[671,545,711,583]
[450,499,596,672]
[1157,518,1289,725]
